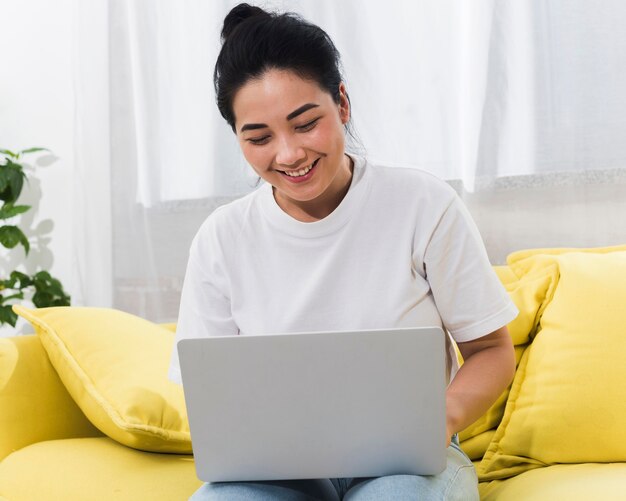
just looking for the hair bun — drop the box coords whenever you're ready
[221,3,270,42]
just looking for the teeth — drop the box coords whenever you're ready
[284,160,316,177]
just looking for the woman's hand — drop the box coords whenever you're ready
[444,326,516,444]
[445,393,464,447]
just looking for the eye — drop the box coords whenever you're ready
[247,135,270,145]
[296,118,320,132]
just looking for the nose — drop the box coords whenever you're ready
[275,135,306,167]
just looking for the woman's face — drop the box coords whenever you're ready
[232,69,351,215]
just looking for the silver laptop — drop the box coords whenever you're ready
[178,326,447,482]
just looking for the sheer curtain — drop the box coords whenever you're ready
[73,0,626,320]
[72,0,113,308]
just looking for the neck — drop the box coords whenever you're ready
[274,154,354,222]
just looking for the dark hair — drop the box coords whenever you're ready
[214,3,347,132]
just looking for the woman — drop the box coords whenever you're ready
[169,3,518,500]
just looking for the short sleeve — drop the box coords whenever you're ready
[168,231,239,385]
[422,195,518,343]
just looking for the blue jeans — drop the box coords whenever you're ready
[189,435,478,500]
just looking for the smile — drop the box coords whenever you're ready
[280,158,319,178]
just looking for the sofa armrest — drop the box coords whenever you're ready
[0,335,102,461]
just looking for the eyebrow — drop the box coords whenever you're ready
[286,103,319,121]
[240,103,319,133]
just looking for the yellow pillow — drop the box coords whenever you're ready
[459,430,496,461]
[479,249,626,480]
[13,306,191,453]
[458,344,527,443]
[507,243,626,263]
[493,264,558,347]
[459,263,557,447]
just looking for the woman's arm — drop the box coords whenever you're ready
[445,326,516,446]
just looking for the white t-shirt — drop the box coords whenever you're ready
[168,154,518,385]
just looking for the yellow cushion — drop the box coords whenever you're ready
[491,264,557,347]
[479,248,626,480]
[459,263,557,450]
[160,322,177,333]
[0,437,202,501]
[0,335,102,461]
[13,306,191,453]
[459,430,496,462]
[478,463,626,501]
[507,243,626,262]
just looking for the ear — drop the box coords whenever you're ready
[338,82,350,125]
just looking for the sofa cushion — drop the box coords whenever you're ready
[490,264,557,347]
[479,247,626,480]
[459,430,496,462]
[0,335,102,461]
[459,263,556,452]
[0,437,202,501]
[478,463,626,501]
[13,306,191,453]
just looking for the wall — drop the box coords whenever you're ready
[113,168,626,323]
[0,0,74,335]
[458,170,626,264]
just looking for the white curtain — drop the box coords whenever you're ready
[72,0,113,308]
[112,0,626,204]
[73,0,626,321]
[112,0,257,208]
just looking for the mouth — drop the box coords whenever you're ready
[278,158,320,181]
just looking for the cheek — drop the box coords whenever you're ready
[324,125,346,153]
[308,122,344,151]
[240,142,270,169]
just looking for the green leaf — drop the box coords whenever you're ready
[52,296,71,307]
[1,292,24,302]
[20,147,50,155]
[32,290,53,308]
[47,284,64,297]
[30,270,71,308]
[0,149,18,159]
[0,161,25,202]
[0,225,21,248]
[9,270,32,289]
[1,158,22,169]
[0,168,8,193]
[0,225,29,253]
[34,270,52,281]
[19,231,30,254]
[0,204,30,219]
[0,304,18,327]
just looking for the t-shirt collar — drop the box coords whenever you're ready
[258,153,370,238]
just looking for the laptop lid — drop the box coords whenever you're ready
[178,326,447,482]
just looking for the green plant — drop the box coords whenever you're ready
[0,147,70,327]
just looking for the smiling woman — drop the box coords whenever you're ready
[169,3,518,501]
[214,2,354,223]
[233,70,353,222]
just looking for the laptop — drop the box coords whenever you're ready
[178,326,447,482]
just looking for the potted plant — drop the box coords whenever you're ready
[0,147,70,328]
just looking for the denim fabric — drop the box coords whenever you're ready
[188,435,478,500]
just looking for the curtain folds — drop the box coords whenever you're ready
[71,0,113,308]
[72,0,626,320]
[111,0,626,202]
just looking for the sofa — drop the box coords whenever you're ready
[1,245,625,500]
